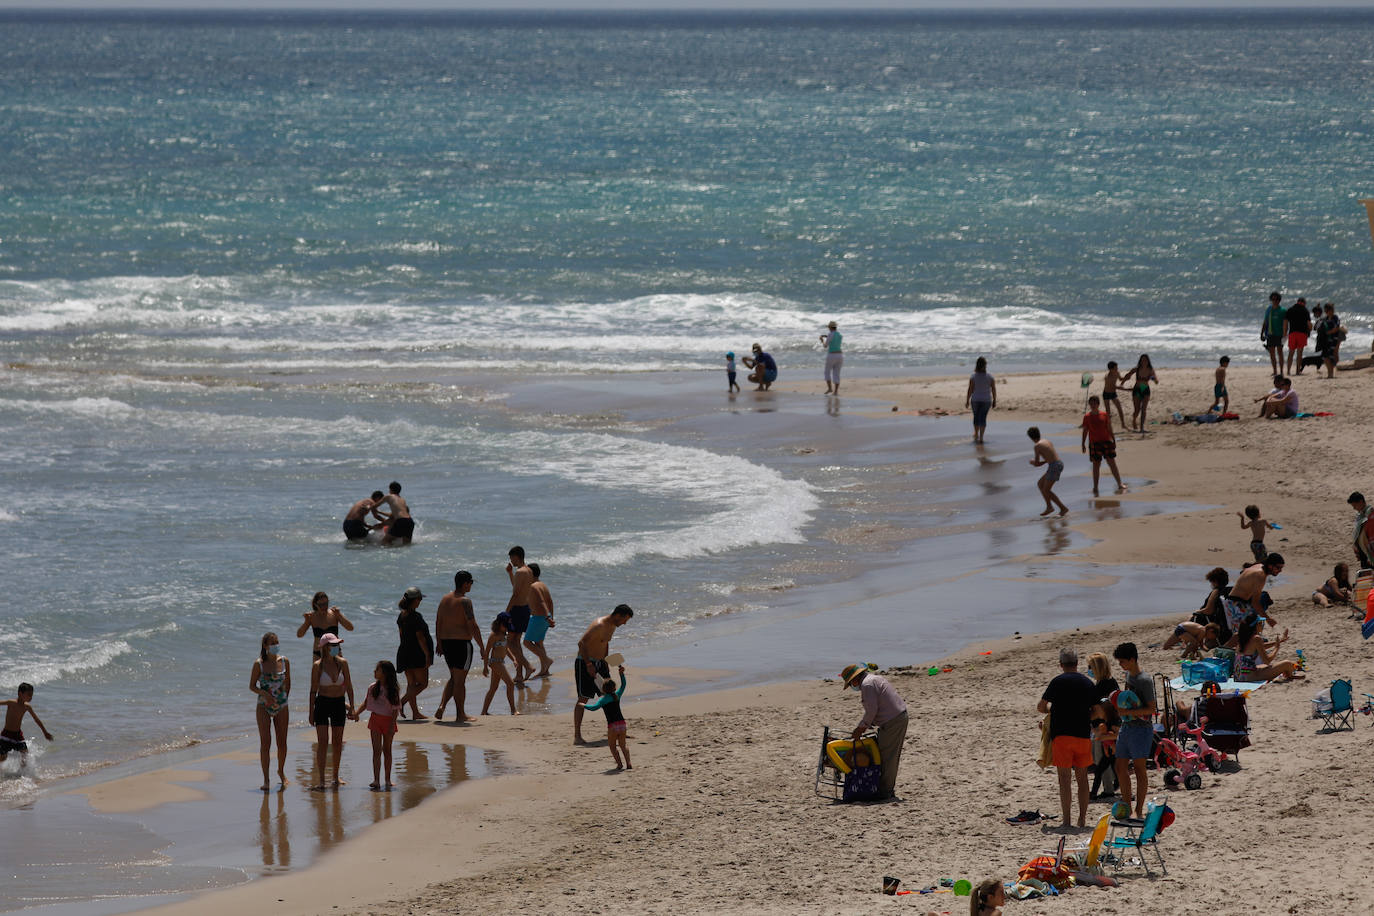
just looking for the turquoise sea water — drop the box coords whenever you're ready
[0,10,1363,806]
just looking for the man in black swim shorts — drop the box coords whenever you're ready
[503,546,536,682]
[342,490,385,542]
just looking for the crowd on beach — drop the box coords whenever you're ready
[244,543,638,792]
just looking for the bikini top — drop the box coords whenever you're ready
[318,662,345,687]
[312,623,339,638]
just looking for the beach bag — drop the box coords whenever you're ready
[1182,658,1229,686]
[1035,715,1053,768]
[835,741,879,796]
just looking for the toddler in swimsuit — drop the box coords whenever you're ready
[1238,505,1275,563]
[583,665,632,770]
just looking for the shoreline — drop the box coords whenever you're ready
[11,360,1374,915]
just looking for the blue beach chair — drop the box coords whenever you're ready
[1103,798,1169,877]
[1313,678,1355,732]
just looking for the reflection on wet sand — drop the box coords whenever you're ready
[517,676,554,715]
[258,790,291,873]
[313,781,346,850]
[1042,516,1072,556]
[395,742,436,810]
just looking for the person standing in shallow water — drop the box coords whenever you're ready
[1027,426,1068,517]
[965,356,996,444]
[250,632,290,791]
[1262,292,1286,377]
[376,481,414,546]
[820,320,843,395]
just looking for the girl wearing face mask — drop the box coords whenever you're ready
[251,631,291,791]
[310,632,354,790]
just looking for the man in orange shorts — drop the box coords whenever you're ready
[1037,648,1098,828]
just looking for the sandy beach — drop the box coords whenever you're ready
[27,361,1343,916]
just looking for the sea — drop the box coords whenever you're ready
[2,9,1372,811]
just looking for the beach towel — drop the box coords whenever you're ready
[1169,676,1262,694]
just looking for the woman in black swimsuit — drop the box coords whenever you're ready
[395,586,433,720]
[297,591,355,658]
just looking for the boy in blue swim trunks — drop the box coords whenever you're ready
[1210,356,1230,413]
[523,562,555,678]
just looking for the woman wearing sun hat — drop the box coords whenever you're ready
[841,662,908,800]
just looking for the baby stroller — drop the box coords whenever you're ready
[815,725,881,802]
[1192,688,1252,762]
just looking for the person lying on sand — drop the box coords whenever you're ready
[1162,620,1221,659]
[1311,562,1352,609]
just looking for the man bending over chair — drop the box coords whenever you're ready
[842,663,908,801]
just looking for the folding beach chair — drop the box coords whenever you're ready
[1103,797,1169,877]
[1313,678,1355,732]
[814,725,880,801]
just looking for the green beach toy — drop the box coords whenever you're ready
[953,879,972,896]
[927,666,940,676]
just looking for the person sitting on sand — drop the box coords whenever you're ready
[1191,567,1233,645]
[969,878,1005,916]
[741,342,778,391]
[1257,377,1298,419]
[1,682,53,764]
[1162,620,1221,659]
[1026,427,1068,517]
[1233,613,1304,683]
[342,490,386,542]
[1312,562,1352,609]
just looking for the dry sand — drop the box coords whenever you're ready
[134,363,1374,915]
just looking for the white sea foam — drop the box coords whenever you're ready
[0,622,178,691]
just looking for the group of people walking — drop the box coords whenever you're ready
[250,546,636,791]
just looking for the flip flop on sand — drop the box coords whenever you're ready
[1005,809,1057,825]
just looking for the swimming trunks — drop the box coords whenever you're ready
[1089,440,1116,461]
[524,615,550,644]
[1222,595,1252,633]
[441,638,474,671]
[1214,383,1228,400]
[0,728,26,755]
[608,719,627,736]
[1249,540,1267,563]
[387,517,415,540]
[1044,460,1064,482]
[342,519,368,541]
[1288,332,1308,350]
[1102,390,1118,401]
[762,369,778,384]
[575,657,610,699]
[313,694,347,728]
[508,604,531,634]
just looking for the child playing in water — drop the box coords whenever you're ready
[1027,427,1068,517]
[1210,356,1230,413]
[1238,504,1275,563]
[1,683,53,764]
[353,660,401,790]
[725,351,739,393]
[583,665,631,770]
[1102,360,1126,428]
[481,617,520,716]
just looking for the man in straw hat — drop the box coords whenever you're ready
[842,663,908,800]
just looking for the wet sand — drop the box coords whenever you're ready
[9,360,1374,915]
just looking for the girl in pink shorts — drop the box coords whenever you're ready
[354,660,401,790]
[583,665,631,770]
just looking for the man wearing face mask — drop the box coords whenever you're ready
[842,663,908,800]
